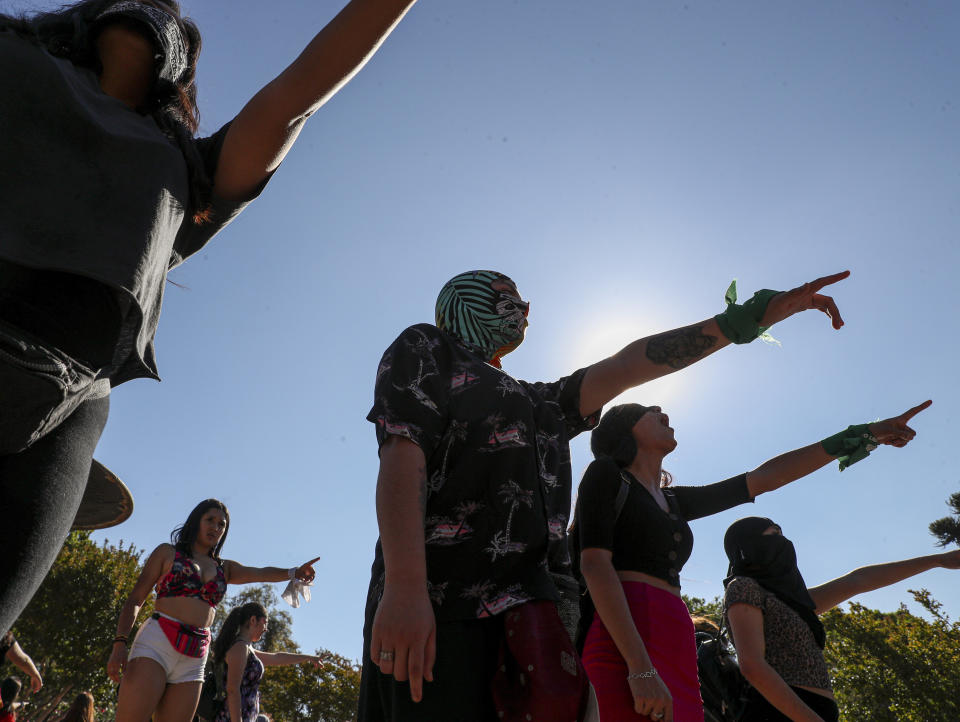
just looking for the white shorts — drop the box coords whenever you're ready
[128,614,207,684]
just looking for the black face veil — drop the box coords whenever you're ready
[723,517,826,648]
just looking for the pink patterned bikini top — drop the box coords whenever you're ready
[155,549,227,607]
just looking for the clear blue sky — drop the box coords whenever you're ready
[10,0,960,660]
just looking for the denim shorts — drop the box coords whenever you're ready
[0,319,109,455]
[128,614,208,684]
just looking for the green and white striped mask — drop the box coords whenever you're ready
[435,270,529,368]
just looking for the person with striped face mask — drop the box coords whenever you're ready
[359,268,850,722]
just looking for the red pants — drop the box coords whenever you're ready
[581,582,704,722]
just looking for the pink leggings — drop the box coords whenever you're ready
[581,582,704,722]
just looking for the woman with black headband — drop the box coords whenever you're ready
[572,399,931,722]
[0,0,417,634]
[723,514,960,722]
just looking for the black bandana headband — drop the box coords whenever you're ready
[94,2,188,83]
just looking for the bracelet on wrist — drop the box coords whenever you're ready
[113,636,129,645]
[820,423,877,471]
[626,668,658,680]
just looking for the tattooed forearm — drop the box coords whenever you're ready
[644,325,718,370]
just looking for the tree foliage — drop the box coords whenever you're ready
[929,491,960,548]
[822,589,960,722]
[10,531,151,722]
[214,585,361,721]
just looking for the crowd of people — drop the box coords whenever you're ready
[0,0,954,721]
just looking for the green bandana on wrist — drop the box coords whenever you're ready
[714,280,781,345]
[821,424,878,471]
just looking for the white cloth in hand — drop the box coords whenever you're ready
[281,577,313,608]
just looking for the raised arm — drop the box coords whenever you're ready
[106,544,174,683]
[580,548,674,721]
[744,400,933,498]
[369,435,435,703]
[215,0,418,201]
[726,604,827,722]
[224,556,320,586]
[578,271,849,415]
[5,641,42,693]
[808,549,960,614]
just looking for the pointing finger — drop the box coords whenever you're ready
[900,400,933,422]
[808,270,851,293]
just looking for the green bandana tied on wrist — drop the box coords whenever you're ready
[714,280,781,345]
[821,424,878,471]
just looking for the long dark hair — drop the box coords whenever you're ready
[0,0,212,222]
[212,602,267,665]
[171,499,229,561]
[0,676,21,714]
[60,692,95,722]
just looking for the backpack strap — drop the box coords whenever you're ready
[614,472,632,522]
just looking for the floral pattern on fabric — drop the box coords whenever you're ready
[365,323,600,621]
[155,550,226,607]
[214,649,264,722]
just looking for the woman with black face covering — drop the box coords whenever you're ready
[723,516,960,722]
[0,0,418,635]
[573,400,931,722]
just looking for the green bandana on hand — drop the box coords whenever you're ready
[821,424,878,471]
[714,280,781,345]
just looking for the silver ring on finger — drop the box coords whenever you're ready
[378,650,395,661]
[651,713,664,721]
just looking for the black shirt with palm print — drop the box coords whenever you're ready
[365,323,600,622]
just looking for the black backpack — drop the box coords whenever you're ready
[695,621,749,722]
[568,473,631,653]
[195,658,227,721]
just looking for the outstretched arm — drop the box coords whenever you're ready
[578,271,849,415]
[369,435,436,704]
[744,400,932,498]
[257,650,323,668]
[224,556,320,586]
[215,0,418,201]
[809,549,960,614]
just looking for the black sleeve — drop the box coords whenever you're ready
[523,367,602,439]
[672,474,753,522]
[169,123,275,267]
[576,458,625,553]
[365,324,451,459]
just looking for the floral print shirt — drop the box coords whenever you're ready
[214,648,264,722]
[365,324,600,621]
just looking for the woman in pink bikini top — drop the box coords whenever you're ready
[106,498,319,722]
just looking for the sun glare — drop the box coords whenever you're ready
[563,313,692,408]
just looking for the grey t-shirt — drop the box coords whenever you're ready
[0,30,266,384]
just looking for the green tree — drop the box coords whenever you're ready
[215,585,361,721]
[683,594,724,625]
[10,531,152,722]
[929,491,960,548]
[822,589,960,722]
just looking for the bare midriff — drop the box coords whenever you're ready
[795,684,835,701]
[155,596,218,629]
[616,570,681,597]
